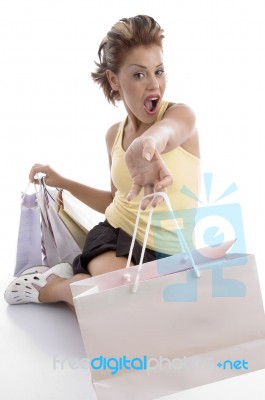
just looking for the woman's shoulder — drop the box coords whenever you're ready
[105,122,122,155]
[162,102,197,131]
[158,101,196,123]
[165,102,195,115]
[105,121,120,142]
[163,101,200,158]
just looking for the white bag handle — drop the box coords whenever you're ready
[125,192,200,294]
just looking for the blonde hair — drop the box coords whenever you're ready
[91,15,164,104]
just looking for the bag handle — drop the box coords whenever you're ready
[21,180,42,207]
[125,192,200,294]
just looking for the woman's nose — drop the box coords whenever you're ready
[146,74,159,90]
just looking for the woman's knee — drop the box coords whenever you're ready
[87,251,129,276]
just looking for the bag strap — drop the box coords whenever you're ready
[125,192,200,294]
[21,181,40,204]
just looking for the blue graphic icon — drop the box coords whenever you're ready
[153,173,247,302]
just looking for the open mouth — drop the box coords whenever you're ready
[144,96,160,114]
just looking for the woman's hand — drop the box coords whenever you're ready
[125,137,173,209]
[29,164,66,188]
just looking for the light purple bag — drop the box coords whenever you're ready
[14,191,43,277]
[14,181,83,276]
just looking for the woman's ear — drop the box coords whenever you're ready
[106,70,120,91]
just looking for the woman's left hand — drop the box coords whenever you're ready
[125,136,173,209]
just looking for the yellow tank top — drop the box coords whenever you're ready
[105,101,201,255]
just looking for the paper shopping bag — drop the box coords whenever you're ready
[14,180,87,275]
[72,253,265,400]
[71,193,265,400]
[14,189,43,277]
[56,189,104,252]
[36,181,83,266]
[61,189,104,232]
[56,190,88,250]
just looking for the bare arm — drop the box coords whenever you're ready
[125,103,200,207]
[139,103,198,157]
[29,165,113,214]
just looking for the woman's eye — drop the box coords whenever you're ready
[134,72,145,79]
[156,69,164,76]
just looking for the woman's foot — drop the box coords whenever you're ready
[4,263,74,305]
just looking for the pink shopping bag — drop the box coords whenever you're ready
[71,193,265,400]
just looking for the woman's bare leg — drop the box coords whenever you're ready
[88,250,131,276]
[38,251,130,307]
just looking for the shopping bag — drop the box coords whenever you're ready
[36,180,83,266]
[61,189,104,232]
[14,186,43,277]
[71,193,265,400]
[56,190,88,250]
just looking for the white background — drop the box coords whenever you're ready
[0,0,265,399]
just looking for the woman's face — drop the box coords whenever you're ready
[108,44,166,124]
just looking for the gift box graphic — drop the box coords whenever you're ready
[152,173,248,301]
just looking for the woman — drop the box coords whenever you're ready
[5,15,200,307]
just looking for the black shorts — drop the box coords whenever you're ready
[72,220,169,275]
